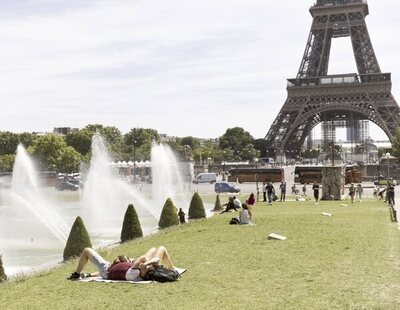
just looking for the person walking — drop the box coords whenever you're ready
[262,182,267,202]
[387,184,396,222]
[291,184,298,195]
[373,184,379,198]
[349,183,356,204]
[312,181,320,204]
[356,184,363,202]
[178,208,186,224]
[265,182,275,205]
[302,184,307,196]
[279,182,287,202]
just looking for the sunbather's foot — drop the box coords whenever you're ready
[67,272,81,280]
[67,272,91,280]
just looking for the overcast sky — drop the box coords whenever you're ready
[0,0,399,140]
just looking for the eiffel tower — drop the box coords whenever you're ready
[265,0,400,158]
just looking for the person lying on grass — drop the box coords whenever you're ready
[68,246,176,281]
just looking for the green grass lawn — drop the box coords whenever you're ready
[1,197,400,309]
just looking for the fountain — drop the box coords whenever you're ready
[0,145,69,275]
[82,134,162,242]
[0,134,194,276]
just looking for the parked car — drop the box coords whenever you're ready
[214,181,240,193]
[55,180,79,191]
[193,173,217,184]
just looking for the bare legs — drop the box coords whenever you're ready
[72,246,175,279]
[75,248,95,273]
[154,246,174,269]
[132,246,175,269]
[74,248,100,277]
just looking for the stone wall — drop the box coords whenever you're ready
[321,166,345,200]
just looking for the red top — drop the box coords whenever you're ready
[107,262,134,280]
[247,196,255,205]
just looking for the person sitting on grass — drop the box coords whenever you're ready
[68,246,176,281]
[239,203,251,225]
[246,193,256,206]
[220,197,237,214]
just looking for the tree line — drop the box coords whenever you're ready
[0,125,268,173]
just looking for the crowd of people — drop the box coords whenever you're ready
[221,178,396,218]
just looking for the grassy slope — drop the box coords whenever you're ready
[1,198,400,310]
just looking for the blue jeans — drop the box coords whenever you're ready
[267,192,274,204]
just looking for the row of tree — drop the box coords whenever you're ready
[0,125,268,173]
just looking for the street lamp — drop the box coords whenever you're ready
[254,158,259,201]
[386,152,391,184]
[133,140,137,182]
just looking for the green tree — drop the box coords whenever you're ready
[158,198,179,229]
[219,127,254,156]
[30,134,66,171]
[120,204,143,242]
[241,143,261,160]
[55,146,82,174]
[0,254,7,283]
[82,124,123,158]
[391,128,400,162]
[0,154,16,172]
[179,136,200,150]
[124,128,160,147]
[188,192,206,219]
[65,129,92,156]
[30,134,81,173]
[213,195,222,211]
[0,131,19,155]
[253,138,269,158]
[124,128,160,161]
[63,216,92,261]
[18,132,36,149]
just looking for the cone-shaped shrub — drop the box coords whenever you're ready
[121,204,143,242]
[0,254,7,283]
[188,192,206,219]
[158,198,179,229]
[213,195,222,211]
[63,216,92,261]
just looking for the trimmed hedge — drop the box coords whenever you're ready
[158,198,179,229]
[63,216,92,261]
[121,204,143,242]
[188,192,206,219]
[213,195,222,211]
[0,254,7,283]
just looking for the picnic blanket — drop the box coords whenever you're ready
[79,267,187,284]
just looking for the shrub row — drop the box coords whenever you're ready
[62,193,212,261]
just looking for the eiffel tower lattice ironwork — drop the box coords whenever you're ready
[265,0,400,157]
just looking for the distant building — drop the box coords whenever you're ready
[53,127,78,136]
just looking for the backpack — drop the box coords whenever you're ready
[146,265,180,282]
[229,217,240,225]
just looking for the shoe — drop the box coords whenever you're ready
[67,272,81,280]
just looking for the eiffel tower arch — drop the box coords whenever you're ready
[265,0,400,158]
